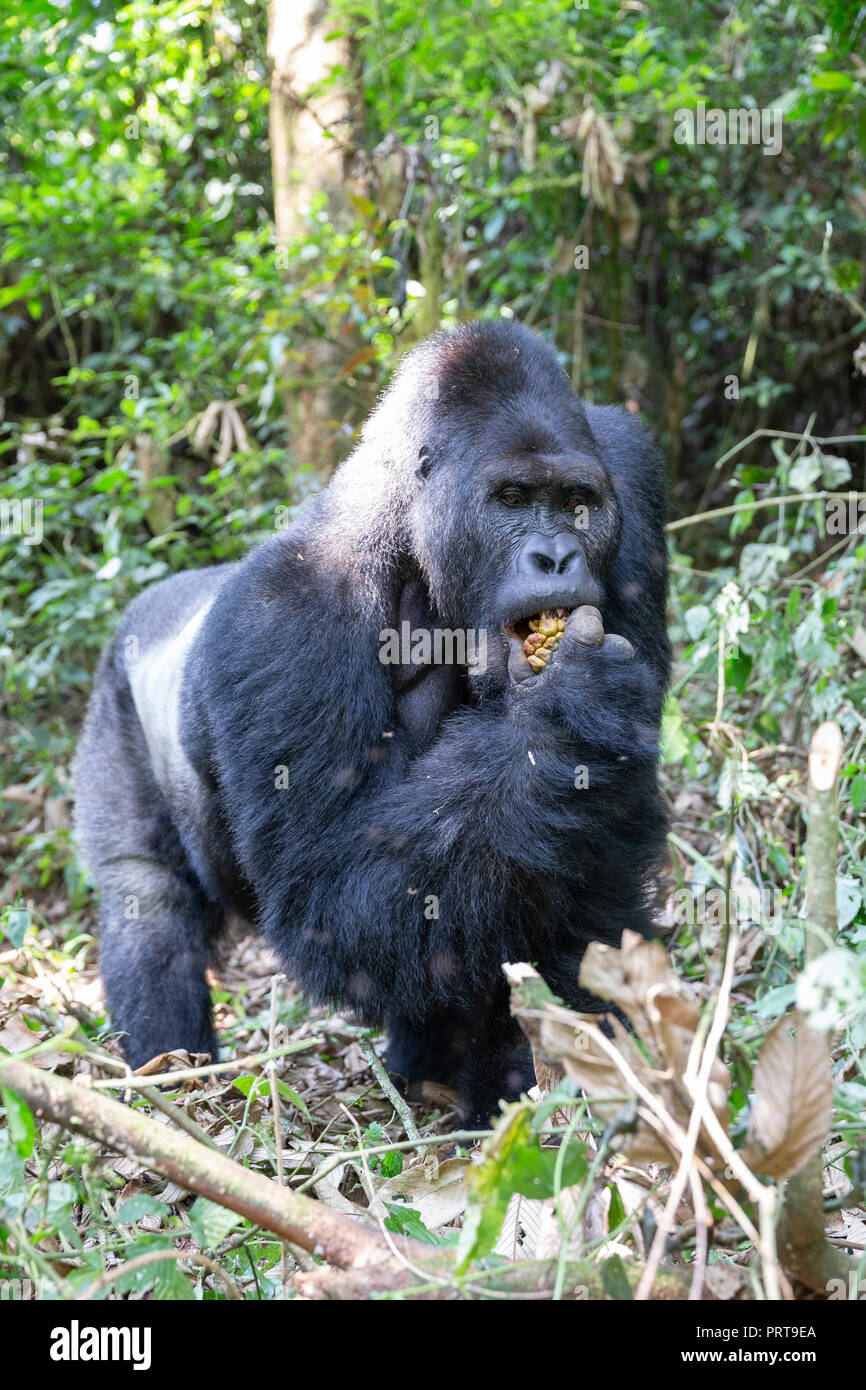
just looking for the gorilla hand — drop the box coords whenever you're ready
[507,605,634,684]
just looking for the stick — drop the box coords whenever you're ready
[0,1058,418,1277]
[267,976,289,1297]
[778,722,855,1292]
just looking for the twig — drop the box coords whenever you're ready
[778,722,856,1290]
[0,1057,425,1281]
[87,1039,317,1090]
[357,1034,437,1177]
[667,491,866,534]
[561,1015,768,1258]
[636,928,736,1300]
[267,975,289,1299]
[78,1046,222,1152]
[76,1246,243,1301]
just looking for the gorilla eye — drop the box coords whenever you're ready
[499,486,527,507]
[568,489,597,510]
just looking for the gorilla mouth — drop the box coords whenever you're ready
[509,606,571,642]
[507,607,572,674]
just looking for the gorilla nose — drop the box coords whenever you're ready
[525,535,585,576]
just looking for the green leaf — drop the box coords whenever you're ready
[483,208,506,242]
[43,1181,77,1225]
[601,1253,634,1299]
[91,468,130,493]
[456,1106,587,1270]
[188,1197,243,1249]
[1,1087,35,1158]
[114,1246,177,1296]
[725,649,752,695]
[380,1149,404,1178]
[818,451,852,486]
[836,876,862,930]
[684,605,711,641]
[231,1074,269,1100]
[0,1128,25,1190]
[0,273,42,308]
[812,71,853,91]
[850,775,866,815]
[117,1195,172,1223]
[383,1202,441,1245]
[505,1138,587,1199]
[608,1182,626,1231]
[660,695,690,765]
[275,1080,312,1118]
[1,907,31,949]
[152,1260,195,1300]
[456,1107,531,1270]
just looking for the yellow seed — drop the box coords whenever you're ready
[524,609,566,664]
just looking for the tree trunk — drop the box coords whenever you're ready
[266,0,355,474]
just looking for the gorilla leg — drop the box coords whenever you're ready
[386,982,536,1129]
[97,864,221,1067]
[75,632,224,1067]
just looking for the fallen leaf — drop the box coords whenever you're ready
[742,1011,832,1178]
[368,1156,469,1230]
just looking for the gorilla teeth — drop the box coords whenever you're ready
[524,609,569,671]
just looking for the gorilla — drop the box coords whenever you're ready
[75,319,669,1127]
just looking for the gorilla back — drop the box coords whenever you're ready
[75,319,670,1126]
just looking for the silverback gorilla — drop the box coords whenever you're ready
[75,319,670,1126]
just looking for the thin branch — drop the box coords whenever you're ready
[0,1058,416,1278]
[778,722,854,1291]
[667,492,866,534]
[76,1246,243,1302]
[268,975,289,1299]
[87,1039,317,1090]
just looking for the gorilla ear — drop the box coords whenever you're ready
[416,445,433,482]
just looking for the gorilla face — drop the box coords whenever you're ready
[408,392,623,690]
[480,447,622,651]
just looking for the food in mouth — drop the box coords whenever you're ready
[522,608,569,672]
[506,605,610,683]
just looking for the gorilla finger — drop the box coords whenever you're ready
[602,633,635,662]
[507,632,537,683]
[567,605,604,647]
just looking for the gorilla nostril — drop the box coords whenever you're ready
[529,550,556,574]
[557,547,582,574]
[524,533,586,577]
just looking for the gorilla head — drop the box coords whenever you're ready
[75,317,669,1126]
[324,320,641,696]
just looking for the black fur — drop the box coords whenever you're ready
[75,320,670,1125]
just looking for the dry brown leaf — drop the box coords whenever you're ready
[579,929,682,1043]
[0,1016,67,1070]
[133,1048,211,1077]
[537,1009,675,1166]
[312,1160,365,1216]
[509,945,731,1169]
[742,1011,832,1179]
[368,1156,469,1231]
